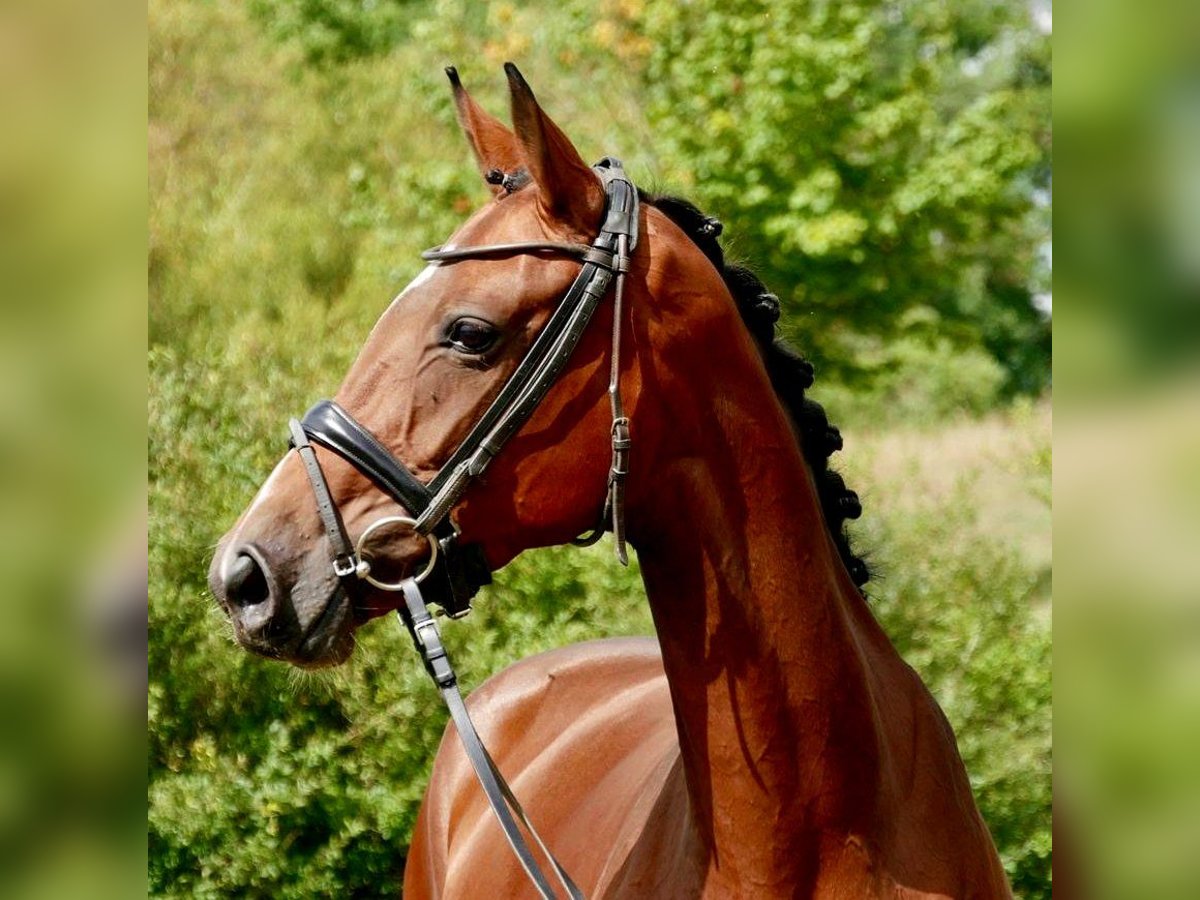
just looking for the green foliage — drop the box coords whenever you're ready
[814,310,1009,425]
[630,0,1051,395]
[867,488,1052,898]
[149,0,1051,896]
[248,0,428,67]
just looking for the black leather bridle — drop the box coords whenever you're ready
[285,158,640,899]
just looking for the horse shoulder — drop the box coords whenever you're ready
[405,635,683,899]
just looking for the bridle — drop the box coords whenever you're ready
[288,156,637,617]
[286,158,640,900]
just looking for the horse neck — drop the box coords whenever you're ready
[629,335,890,889]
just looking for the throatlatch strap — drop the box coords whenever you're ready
[398,580,584,900]
[605,232,631,566]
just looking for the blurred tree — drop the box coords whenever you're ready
[627,0,1051,395]
[248,0,430,66]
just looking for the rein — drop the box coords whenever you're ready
[285,158,640,900]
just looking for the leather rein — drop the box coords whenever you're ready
[286,158,639,899]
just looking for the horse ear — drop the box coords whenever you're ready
[504,62,603,234]
[446,67,523,195]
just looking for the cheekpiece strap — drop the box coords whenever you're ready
[289,418,359,580]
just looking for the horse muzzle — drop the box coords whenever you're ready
[209,539,354,667]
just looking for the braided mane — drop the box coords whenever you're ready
[643,193,870,590]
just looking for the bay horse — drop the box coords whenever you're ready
[209,64,1011,899]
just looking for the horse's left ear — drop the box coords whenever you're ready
[505,62,604,235]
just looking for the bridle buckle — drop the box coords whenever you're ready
[332,555,359,579]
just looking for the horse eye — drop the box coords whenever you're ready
[446,317,498,354]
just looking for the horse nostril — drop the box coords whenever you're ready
[225,553,270,609]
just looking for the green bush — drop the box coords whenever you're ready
[815,315,1009,426]
[865,488,1052,898]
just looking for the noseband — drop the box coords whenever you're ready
[285,158,639,899]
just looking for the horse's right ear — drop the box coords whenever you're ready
[446,67,523,196]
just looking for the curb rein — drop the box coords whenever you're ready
[286,159,640,900]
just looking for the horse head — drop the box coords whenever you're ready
[207,65,726,667]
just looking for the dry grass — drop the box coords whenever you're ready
[840,399,1052,574]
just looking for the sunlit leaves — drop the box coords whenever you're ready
[635,0,1050,394]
